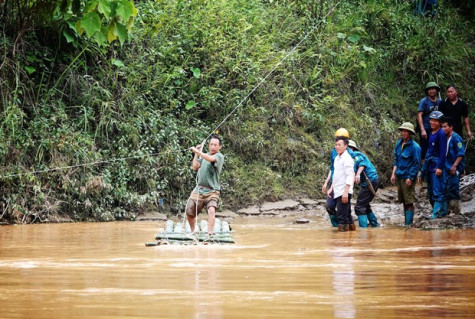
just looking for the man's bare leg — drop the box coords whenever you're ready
[186,213,196,233]
[207,206,216,235]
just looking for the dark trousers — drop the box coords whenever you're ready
[446,173,461,201]
[326,191,337,216]
[336,194,352,225]
[427,170,447,203]
[419,129,431,160]
[354,180,379,216]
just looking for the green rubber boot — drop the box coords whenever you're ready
[438,201,448,217]
[357,215,368,228]
[367,211,379,227]
[431,202,442,219]
[329,215,339,227]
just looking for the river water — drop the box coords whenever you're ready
[1,216,474,318]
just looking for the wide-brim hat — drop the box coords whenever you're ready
[348,140,359,150]
[398,122,416,135]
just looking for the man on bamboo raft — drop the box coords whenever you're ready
[185,134,225,237]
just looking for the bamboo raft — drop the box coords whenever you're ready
[145,218,235,246]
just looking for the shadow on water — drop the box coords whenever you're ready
[0,217,474,318]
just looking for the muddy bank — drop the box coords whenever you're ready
[215,174,475,230]
[2,175,474,229]
[132,174,475,230]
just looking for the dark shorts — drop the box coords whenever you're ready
[396,177,415,204]
[185,191,220,216]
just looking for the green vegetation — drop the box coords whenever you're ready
[0,0,473,223]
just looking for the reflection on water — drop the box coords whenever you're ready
[331,252,355,319]
[0,217,474,318]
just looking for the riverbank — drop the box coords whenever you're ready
[135,185,475,230]
[2,174,474,229]
[221,186,475,230]
[170,173,475,230]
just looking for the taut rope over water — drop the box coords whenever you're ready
[0,1,343,180]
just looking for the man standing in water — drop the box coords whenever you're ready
[185,134,225,236]
[417,82,441,161]
[391,122,421,226]
[328,136,355,232]
[322,128,354,228]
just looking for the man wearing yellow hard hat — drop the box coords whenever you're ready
[328,135,355,231]
[322,128,356,231]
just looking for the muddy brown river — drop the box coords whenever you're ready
[1,216,474,318]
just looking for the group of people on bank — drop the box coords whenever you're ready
[182,83,470,235]
[321,128,381,231]
[323,82,471,231]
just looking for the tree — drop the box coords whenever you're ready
[56,0,138,46]
[0,0,138,49]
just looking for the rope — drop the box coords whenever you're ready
[0,2,342,181]
[203,2,342,141]
[3,2,344,241]
[181,140,206,238]
[177,3,343,241]
[0,151,165,179]
[193,140,206,234]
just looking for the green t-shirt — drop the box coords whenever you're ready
[196,152,224,194]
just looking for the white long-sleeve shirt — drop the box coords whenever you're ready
[332,150,355,198]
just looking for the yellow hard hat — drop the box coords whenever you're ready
[334,128,349,138]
